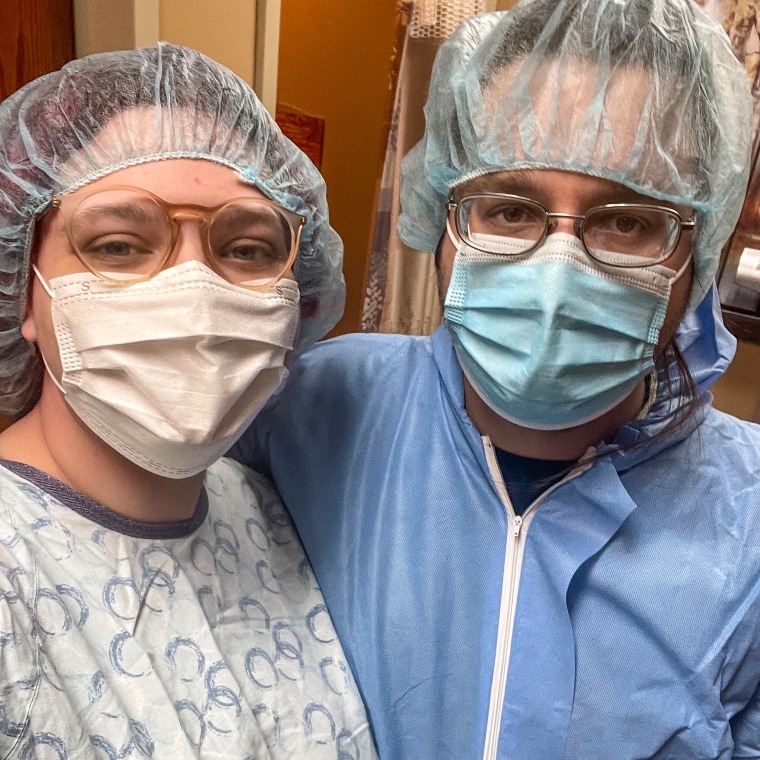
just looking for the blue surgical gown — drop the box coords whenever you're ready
[231,290,760,760]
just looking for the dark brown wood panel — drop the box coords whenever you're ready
[0,0,75,100]
[0,0,74,430]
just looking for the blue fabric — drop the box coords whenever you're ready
[230,288,760,759]
[493,448,574,515]
[445,233,674,429]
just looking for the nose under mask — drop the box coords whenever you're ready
[34,261,301,477]
[443,232,689,430]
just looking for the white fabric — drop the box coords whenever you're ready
[38,262,300,478]
[410,0,497,39]
[0,458,376,759]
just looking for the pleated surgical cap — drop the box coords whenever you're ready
[399,0,753,309]
[0,43,344,420]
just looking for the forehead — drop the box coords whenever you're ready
[481,57,700,190]
[59,105,261,205]
[457,168,647,201]
[484,58,653,168]
[64,158,266,206]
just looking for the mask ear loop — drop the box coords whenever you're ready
[670,252,693,283]
[445,214,461,251]
[32,265,55,298]
[636,251,693,421]
[636,369,659,420]
[29,265,67,395]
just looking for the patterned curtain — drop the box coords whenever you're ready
[697,0,760,137]
[361,0,505,335]
[705,1,760,317]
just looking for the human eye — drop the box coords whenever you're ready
[584,206,675,260]
[210,203,293,273]
[493,202,540,224]
[71,201,167,269]
[213,236,290,283]
[217,239,283,263]
[466,197,543,238]
[79,235,157,261]
[491,204,523,223]
[591,207,657,237]
[93,240,142,256]
[610,213,649,235]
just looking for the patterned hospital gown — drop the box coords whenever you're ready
[0,457,377,759]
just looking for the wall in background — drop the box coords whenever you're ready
[76,0,254,76]
[159,0,256,88]
[277,0,398,335]
[74,0,281,114]
[712,341,760,421]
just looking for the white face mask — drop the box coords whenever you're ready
[33,260,300,478]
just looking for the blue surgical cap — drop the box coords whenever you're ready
[0,43,345,419]
[399,0,753,309]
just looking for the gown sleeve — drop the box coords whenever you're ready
[731,679,760,759]
[227,395,279,479]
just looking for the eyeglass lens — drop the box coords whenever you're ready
[458,196,681,265]
[67,189,296,284]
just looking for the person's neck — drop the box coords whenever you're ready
[0,379,204,522]
[463,377,647,461]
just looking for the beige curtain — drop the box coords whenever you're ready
[362,0,516,335]
[698,0,760,137]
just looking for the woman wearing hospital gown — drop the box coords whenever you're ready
[0,44,376,759]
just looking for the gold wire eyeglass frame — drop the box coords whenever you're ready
[447,192,696,268]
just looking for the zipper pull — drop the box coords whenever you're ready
[513,515,523,538]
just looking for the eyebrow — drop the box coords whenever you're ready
[455,170,694,215]
[75,203,164,225]
[455,170,536,197]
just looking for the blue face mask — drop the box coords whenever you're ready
[443,232,690,430]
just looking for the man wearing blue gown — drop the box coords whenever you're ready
[232,1,760,757]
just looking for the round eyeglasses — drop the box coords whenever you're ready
[447,193,696,267]
[51,185,307,289]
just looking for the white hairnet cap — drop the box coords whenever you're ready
[0,43,344,420]
[399,0,753,309]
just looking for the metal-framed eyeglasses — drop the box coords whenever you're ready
[447,193,696,267]
[50,185,307,290]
